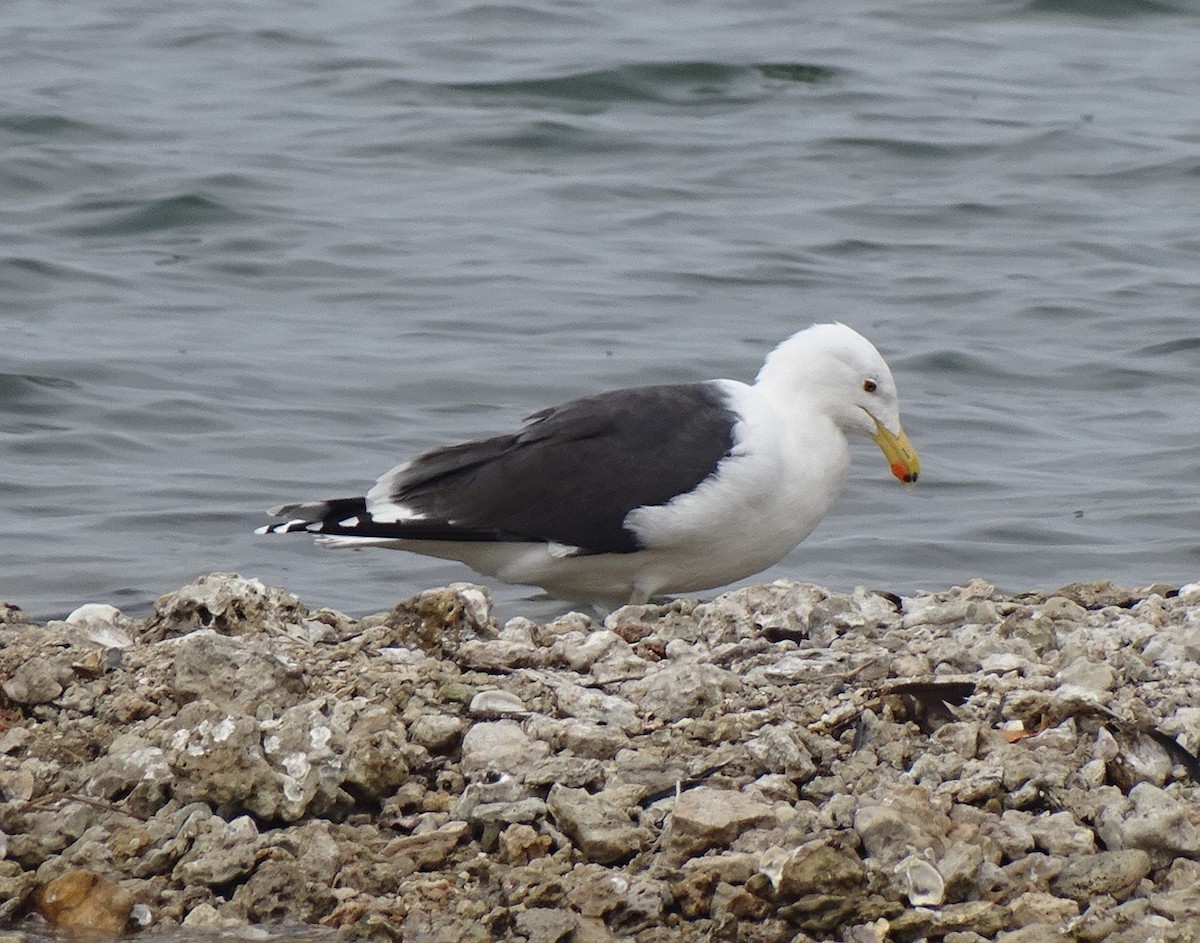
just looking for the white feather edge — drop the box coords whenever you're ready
[365,460,430,523]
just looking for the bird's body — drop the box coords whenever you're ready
[258,323,920,608]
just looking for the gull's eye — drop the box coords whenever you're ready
[862,378,878,393]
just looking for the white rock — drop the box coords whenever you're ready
[447,582,494,630]
[622,663,743,722]
[409,714,465,752]
[461,721,549,774]
[1028,811,1096,856]
[1097,782,1200,864]
[896,854,944,906]
[980,652,1025,674]
[378,646,428,666]
[500,616,538,643]
[469,690,529,719]
[758,846,789,890]
[747,726,817,780]
[66,603,124,626]
[458,639,540,670]
[65,604,135,650]
[558,630,627,672]
[1057,656,1115,693]
[552,681,641,733]
[745,651,847,684]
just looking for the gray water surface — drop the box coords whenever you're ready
[4,0,1200,622]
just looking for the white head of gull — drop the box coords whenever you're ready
[258,322,920,610]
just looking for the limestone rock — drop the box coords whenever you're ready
[497,823,553,865]
[165,697,355,822]
[1050,849,1152,902]
[1097,782,1200,865]
[854,796,946,865]
[746,725,818,781]
[81,734,171,816]
[172,814,259,886]
[334,699,412,799]
[2,657,70,705]
[514,906,578,943]
[259,699,352,820]
[390,583,497,655]
[461,720,549,774]
[547,784,652,864]
[8,802,95,865]
[1151,858,1200,920]
[1027,810,1096,856]
[623,663,743,721]
[561,719,630,759]
[552,681,641,733]
[774,842,868,900]
[888,899,1011,938]
[148,572,307,638]
[0,866,39,923]
[1008,890,1080,928]
[458,638,543,671]
[554,629,629,672]
[170,629,305,711]
[664,787,774,860]
[165,703,277,816]
[408,712,465,753]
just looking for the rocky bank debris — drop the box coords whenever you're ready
[1,572,1200,942]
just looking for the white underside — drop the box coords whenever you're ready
[316,381,851,607]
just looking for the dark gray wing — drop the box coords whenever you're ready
[369,382,738,553]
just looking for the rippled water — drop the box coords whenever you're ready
[4,0,1200,622]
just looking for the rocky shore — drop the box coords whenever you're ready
[1,572,1199,942]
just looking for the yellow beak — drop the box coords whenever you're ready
[872,420,920,484]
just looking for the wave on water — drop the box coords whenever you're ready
[0,256,124,293]
[1023,0,1196,16]
[62,194,243,237]
[435,61,841,106]
[0,113,125,139]
[0,372,78,396]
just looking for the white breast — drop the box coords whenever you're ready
[623,380,851,593]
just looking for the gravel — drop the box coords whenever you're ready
[1,572,1199,942]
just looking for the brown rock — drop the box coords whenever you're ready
[673,868,721,919]
[889,900,1012,938]
[1008,890,1080,927]
[1050,849,1152,902]
[384,821,470,870]
[778,893,901,935]
[35,869,132,939]
[776,842,867,900]
[711,881,771,920]
[497,823,553,865]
